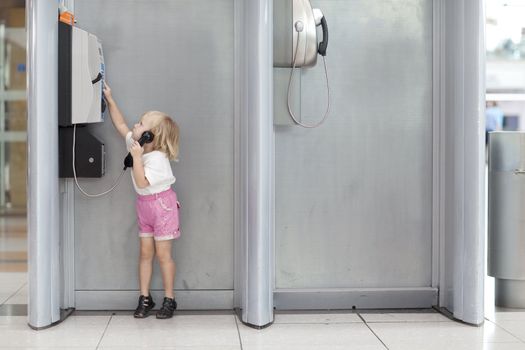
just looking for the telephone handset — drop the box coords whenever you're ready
[92,73,107,113]
[317,16,328,56]
[123,131,154,170]
[310,8,329,57]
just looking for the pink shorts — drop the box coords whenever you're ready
[136,189,181,241]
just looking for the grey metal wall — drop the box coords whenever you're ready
[275,0,433,291]
[71,0,435,311]
[73,0,234,309]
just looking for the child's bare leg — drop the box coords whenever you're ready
[139,237,155,296]
[155,240,175,299]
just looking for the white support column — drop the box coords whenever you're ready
[438,0,485,325]
[27,0,61,328]
[236,0,274,327]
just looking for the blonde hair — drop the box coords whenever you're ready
[141,111,179,160]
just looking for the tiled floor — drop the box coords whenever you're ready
[0,302,524,349]
[1,215,525,349]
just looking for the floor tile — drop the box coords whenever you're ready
[274,312,362,324]
[0,348,95,350]
[100,347,241,350]
[99,315,240,348]
[0,315,109,348]
[487,311,525,322]
[0,272,26,293]
[5,284,27,304]
[480,345,525,350]
[360,312,452,323]
[366,344,525,350]
[242,345,385,350]
[488,319,525,342]
[0,293,12,305]
[367,320,522,350]
[238,322,385,349]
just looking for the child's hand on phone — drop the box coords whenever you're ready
[103,82,113,101]
[130,140,144,158]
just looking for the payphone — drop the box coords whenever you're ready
[274,0,330,128]
[58,21,106,178]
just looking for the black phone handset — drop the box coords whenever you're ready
[123,131,154,170]
[92,72,107,113]
[318,16,328,56]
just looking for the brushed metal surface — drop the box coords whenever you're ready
[274,0,319,68]
[488,132,525,281]
[237,0,274,326]
[74,1,234,296]
[27,0,61,328]
[275,0,433,289]
[495,278,525,308]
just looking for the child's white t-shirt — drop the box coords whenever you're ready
[126,132,175,195]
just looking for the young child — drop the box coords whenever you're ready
[103,82,180,319]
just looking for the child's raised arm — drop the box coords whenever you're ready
[103,82,131,138]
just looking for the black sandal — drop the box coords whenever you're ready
[134,295,155,318]
[156,297,177,319]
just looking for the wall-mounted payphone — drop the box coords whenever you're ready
[274,0,330,128]
[59,21,106,178]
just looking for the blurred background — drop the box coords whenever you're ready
[486,0,525,134]
[0,0,26,310]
